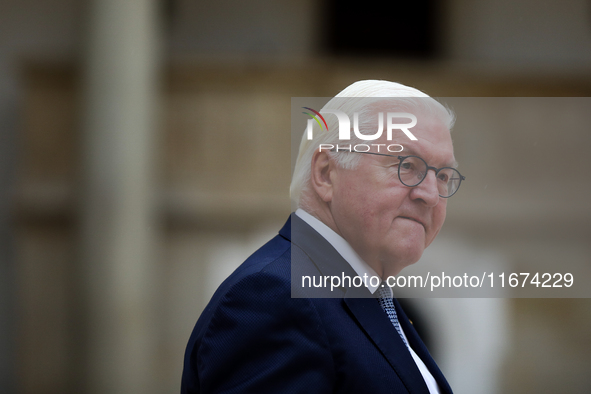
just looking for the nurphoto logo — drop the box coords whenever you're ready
[302,107,418,153]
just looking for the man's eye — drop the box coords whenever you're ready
[437,173,449,182]
[400,162,413,170]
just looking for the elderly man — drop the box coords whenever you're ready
[181,80,463,393]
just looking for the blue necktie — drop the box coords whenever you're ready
[376,285,409,349]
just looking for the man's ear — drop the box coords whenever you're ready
[310,150,336,202]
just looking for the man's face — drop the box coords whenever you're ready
[328,111,455,277]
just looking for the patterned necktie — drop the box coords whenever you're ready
[376,285,409,349]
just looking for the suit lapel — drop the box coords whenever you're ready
[394,298,453,394]
[344,292,431,394]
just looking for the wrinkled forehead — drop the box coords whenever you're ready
[363,105,455,167]
[358,99,454,142]
[401,116,456,167]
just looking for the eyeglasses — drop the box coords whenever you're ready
[334,151,466,198]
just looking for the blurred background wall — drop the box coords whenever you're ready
[1,0,591,393]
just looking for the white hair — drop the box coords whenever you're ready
[290,80,455,207]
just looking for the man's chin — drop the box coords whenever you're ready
[381,247,425,277]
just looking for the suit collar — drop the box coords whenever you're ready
[287,213,359,281]
[295,209,383,294]
[278,214,291,240]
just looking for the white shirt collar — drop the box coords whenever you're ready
[295,208,388,295]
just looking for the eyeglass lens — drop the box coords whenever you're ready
[398,156,462,197]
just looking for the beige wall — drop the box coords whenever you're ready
[2,0,591,393]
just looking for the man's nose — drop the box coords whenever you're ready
[410,169,440,206]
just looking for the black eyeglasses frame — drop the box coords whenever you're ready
[330,150,466,198]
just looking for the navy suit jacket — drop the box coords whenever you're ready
[181,214,453,393]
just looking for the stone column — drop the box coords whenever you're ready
[0,57,17,394]
[80,1,160,393]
